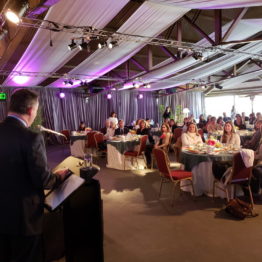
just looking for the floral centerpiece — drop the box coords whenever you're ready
[206,136,217,146]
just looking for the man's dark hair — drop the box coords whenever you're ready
[9,89,38,114]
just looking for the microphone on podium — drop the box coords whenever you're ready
[37,125,67,139]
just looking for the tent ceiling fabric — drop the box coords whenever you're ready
[126,19,262,91]
[3,0,130,87]
[149,0,262,9]
[0,0,261,95]
[48,1,189,87]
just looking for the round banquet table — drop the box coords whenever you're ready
[70,134,87,158]
[180,150,236,198]
[106,139,146,170]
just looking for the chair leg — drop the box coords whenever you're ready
[124,157,126,170]
[159,178,164,199]
[135,157,139,169]
[225,187,230,203]
[151,155,154,169]
[248,185,254,208]
[171,182,178,207]
[213,180,216,200]
[191,179,195,197]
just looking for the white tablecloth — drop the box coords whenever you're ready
[106,144,146,170]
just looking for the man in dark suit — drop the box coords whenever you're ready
[0,89,68,262]
[114,119,129,135]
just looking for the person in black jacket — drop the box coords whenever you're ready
[114,119,129,135]
[0,89,67,262]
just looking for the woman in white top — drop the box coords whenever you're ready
[220,121,240,148]
[181,123,203,147]
[104,122,116,140]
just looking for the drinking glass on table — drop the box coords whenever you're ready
[84,153,93,167]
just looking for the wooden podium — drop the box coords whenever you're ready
[43,157,104,262]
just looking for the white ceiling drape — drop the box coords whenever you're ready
[49,1,189,87]
[149,0,262,9]
[149,41,262,90]
[3,0,129,87]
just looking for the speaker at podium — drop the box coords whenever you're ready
[43,156,104,262]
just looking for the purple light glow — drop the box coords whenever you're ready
[12,75,30,85]
[107,93,112,99]
[59,92,65,98]
[138,94,143,99]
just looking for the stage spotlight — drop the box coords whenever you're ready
[107,41,118,49]
[106,93,112,99]
[59,92,65,99]
[98,42,106,49]
[192,52,204,61]
[144,83,151,89]
[5,0,29,24]
[133,83,139,89]
[137,93,143,99]
[215,84,223,90]
[78,39,89,51]
[68,40,77,51]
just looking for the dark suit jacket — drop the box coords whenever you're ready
[136,128,155,144]
[114,127,129,136]
[0,117,58,236]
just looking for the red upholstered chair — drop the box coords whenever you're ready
[86,131,98,154]
[173,128,183,143]
[123,135,148,170]
[60,130,70,144]
[94,132,107,155]
[213,152,254,207]
[153,148,194,206]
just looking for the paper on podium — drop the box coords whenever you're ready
[45,174,85,211]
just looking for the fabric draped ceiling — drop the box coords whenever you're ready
[149,0,262,9]
[0,88,205,132]
[3,0,130,87]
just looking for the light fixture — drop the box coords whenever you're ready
[68,40,77,51]
[144,83,151,89]
[78,39,89,51]
[107,41,118,49]
[106,93,112,99]
[63,80,68,85]
[98,42,106,49]
[68,80,73,85]
[133,83,140,89]
[12,75,30,84]
[137,93,143,99]
[5,0,29,24]
[59,92,65,99]
[214,84,223,90]
[192,51,204,61]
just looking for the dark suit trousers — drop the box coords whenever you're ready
[0,234,43,262]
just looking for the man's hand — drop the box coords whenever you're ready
[54,168,71,181]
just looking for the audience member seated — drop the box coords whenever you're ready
[114,120,129,135]
[181,123,203,147]
[234,114,246,130]
[182,117,190,132]
[107,112,118,127]
[169,119,177,133]
[222,112,231,122]
[145,118,151,128]
[249,113,256,125]
[216,117,224,130]
[220,121,240,149]
[154,123,171,151]
[198,114,206,129]
[100,120,111,135]
[78,121,86,132]
[134,119,143,130]
[137,120,155,167]
[244,120,262,151]
[241,112,249,123]
[104,122,116,140]
[206,117,218,133]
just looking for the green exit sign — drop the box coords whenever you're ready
[0,92,7,101]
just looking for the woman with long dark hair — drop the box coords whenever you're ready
[220,121,240,148]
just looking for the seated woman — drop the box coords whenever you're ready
[78,121,86,132]
[234,114,246,130]
[220,121,240,148]
[198,114,206,129]
[206,117,218,133]
[181,123,203,147]
[216,117,224,130]
[154,123,171,151]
